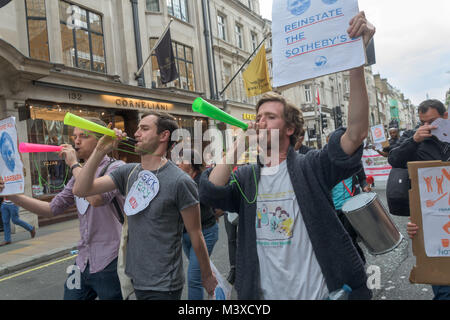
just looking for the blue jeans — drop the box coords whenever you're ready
[1,202,33,242]
[432,285,450,300]
[182,223,219,300]
[63,258,123,300]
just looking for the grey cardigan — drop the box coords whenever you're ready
[199,128,372,300]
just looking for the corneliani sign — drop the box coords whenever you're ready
[114,98,173,110]
[100,95,174,111]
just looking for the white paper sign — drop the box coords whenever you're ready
[124,170,160,216]
[431,118,450,143]
[75,196,90,215]
[370,124,387,144]
[0,117,25,195]
[418,166,450,257]
[272,0,365,87]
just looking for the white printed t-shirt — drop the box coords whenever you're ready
[256,160,329,299]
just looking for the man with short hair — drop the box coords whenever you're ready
[72,111,217,300]
[389,99,449,167]
[392,99,450,300]
[0,118,125,300]
[199,11,375,300]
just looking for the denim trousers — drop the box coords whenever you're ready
[1,202,33,242]
[182,223,219,300]
[63,258,123,300]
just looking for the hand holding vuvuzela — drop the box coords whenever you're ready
[58,144,78,167]
[95,124,126,154]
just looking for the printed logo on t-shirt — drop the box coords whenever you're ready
[256,191,296,247]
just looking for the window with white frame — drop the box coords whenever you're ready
[235,24,243,49]
[304,84,312,103]
[251,32,257,51]
[146,0,160,12]
[167,0,188,22]
[217,14,226,41]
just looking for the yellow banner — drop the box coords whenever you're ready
[243,44,272,97]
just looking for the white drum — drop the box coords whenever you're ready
[342,192,403,255]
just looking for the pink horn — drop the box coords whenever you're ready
[19,143,63,153]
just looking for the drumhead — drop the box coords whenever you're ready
[341,192,377,213]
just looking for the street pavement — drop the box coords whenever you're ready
[0,181,435,300]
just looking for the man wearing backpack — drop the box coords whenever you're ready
[0,118,125,300]
[72,111,217,300]
[389,99,449,300]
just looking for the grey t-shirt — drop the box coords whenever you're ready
[109,160,199,291]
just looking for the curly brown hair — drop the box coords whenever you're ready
[255,91,304,146]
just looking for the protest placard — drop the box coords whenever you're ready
[362,148,392,182]
[272,0,366,87]
[409,161,450,285]
[370,124,387,145]
[0,117,25,195]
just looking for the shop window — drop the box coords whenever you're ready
[26,103,114,198]
[25,0,50,61]
[167,0,188,23]
[59,1,106,73]
[150,38,195,91]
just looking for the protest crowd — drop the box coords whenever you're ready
[0,3,449,302]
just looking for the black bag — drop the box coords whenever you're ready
[386,168,411,216]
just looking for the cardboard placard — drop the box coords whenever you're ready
[408,161,450,285]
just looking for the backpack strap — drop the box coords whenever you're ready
[125,164,141,196]
[99,157,124,224]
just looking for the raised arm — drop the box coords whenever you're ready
[340,12,376,155]
[72,149,117,198]
[209,123,255,186]
[72,129,121,197]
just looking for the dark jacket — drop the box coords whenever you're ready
[388,135,450,169]
[298,144,315,155]
[382,137,400,153]
[183,173,216,232]
[199,128,371,300]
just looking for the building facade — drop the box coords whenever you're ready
[0,0,239,227]
[0,0,416,229]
